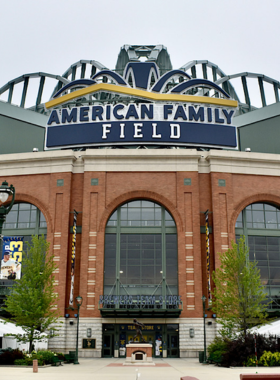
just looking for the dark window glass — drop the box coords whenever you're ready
[104,200,177,298]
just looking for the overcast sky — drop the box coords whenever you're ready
[1,0,280,107]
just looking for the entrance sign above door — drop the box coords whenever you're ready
[44,62,238,150]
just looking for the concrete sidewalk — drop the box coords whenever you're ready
[1,358,280,380]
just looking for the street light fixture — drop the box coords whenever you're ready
[74,295,83,364]
[202,295,207,364]
[0,181,15,239]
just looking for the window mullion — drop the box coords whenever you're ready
[162,207,166,301]
[116,208,121,297]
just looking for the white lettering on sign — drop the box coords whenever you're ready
[170,124,180,139]
[152,123,161,138]
[102,124,111,139]
[134,123,143,138]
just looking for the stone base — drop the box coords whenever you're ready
[124,343,155,366]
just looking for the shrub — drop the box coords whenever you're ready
[221,334,278,367]
[14,359,27,366]
[245,355,257,367]
[37,350,55,365]
[207,336,228,363]
[0,348,24,365]
[259,351,280,367]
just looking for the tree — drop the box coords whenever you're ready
[4,235,59,353]
[211,236,269,338]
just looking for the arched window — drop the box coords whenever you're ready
[236,203,280,302]
[2,203,47,250]
[104,200,178,297]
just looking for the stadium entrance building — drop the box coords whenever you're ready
[1,45,280,357]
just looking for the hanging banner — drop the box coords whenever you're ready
[0,236,23,280]
[205,211,211,303]
[69,210,78,306]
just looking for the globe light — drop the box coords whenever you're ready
[0,192,9,203]
[0,181,12,203]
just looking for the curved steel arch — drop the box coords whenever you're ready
[215,72,280,109]
[0,72,69,111]
[180,60,240,101]
[50,59,107,98]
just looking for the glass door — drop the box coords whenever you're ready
[167,333,179,358]
[103,332,114,357]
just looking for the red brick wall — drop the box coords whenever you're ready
[3,170,280,319]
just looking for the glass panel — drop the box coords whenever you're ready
[19,203,31,211]
[252,203,264,211]
[142,208,154,220]
[30,210,37,222]
[128,201,141,207]
[265,211,277,228]
[39,212,47,227]
[264,204,277,211]
[128,208,140,220]
[235,212,243,228]
[104,234,116,288]
[166,234,178,288]
[142,201,154,207]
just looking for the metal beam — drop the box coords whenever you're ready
[36,76,45,107]
[81,63,86,79]
[241,76,251,107]
[202,63,207,80]
[20,77,29,108]
[258,77,266,107]
[71,66,77,81]
[191,66,196,79]
[7,83,14,103]
[274,82,280,103]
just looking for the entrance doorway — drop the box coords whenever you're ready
[167,333,179,357]
[103,332,114,357]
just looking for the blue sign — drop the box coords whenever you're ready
[44,62,238,150]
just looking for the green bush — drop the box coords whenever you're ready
[259,351,280,367]
[37,350,55,364]
[245,355,258,367]
[207,336,228,363]
[14,359,28,366]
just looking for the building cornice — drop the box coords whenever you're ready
[0,149,279,177]
[204,150,280,176]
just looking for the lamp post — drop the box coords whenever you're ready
[74,295,83,365]
[202,295,207,364]
[0,180,15,239]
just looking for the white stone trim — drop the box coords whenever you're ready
[185,244,193,249]
[185,232,193,237]
[186,256,194,261]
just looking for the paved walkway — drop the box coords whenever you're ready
[1,358,280,380]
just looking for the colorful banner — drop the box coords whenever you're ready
[205,210,211,303]
[69,210,78,306]
[0,236,23,280]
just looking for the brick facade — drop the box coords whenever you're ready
[2,149,280,356]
